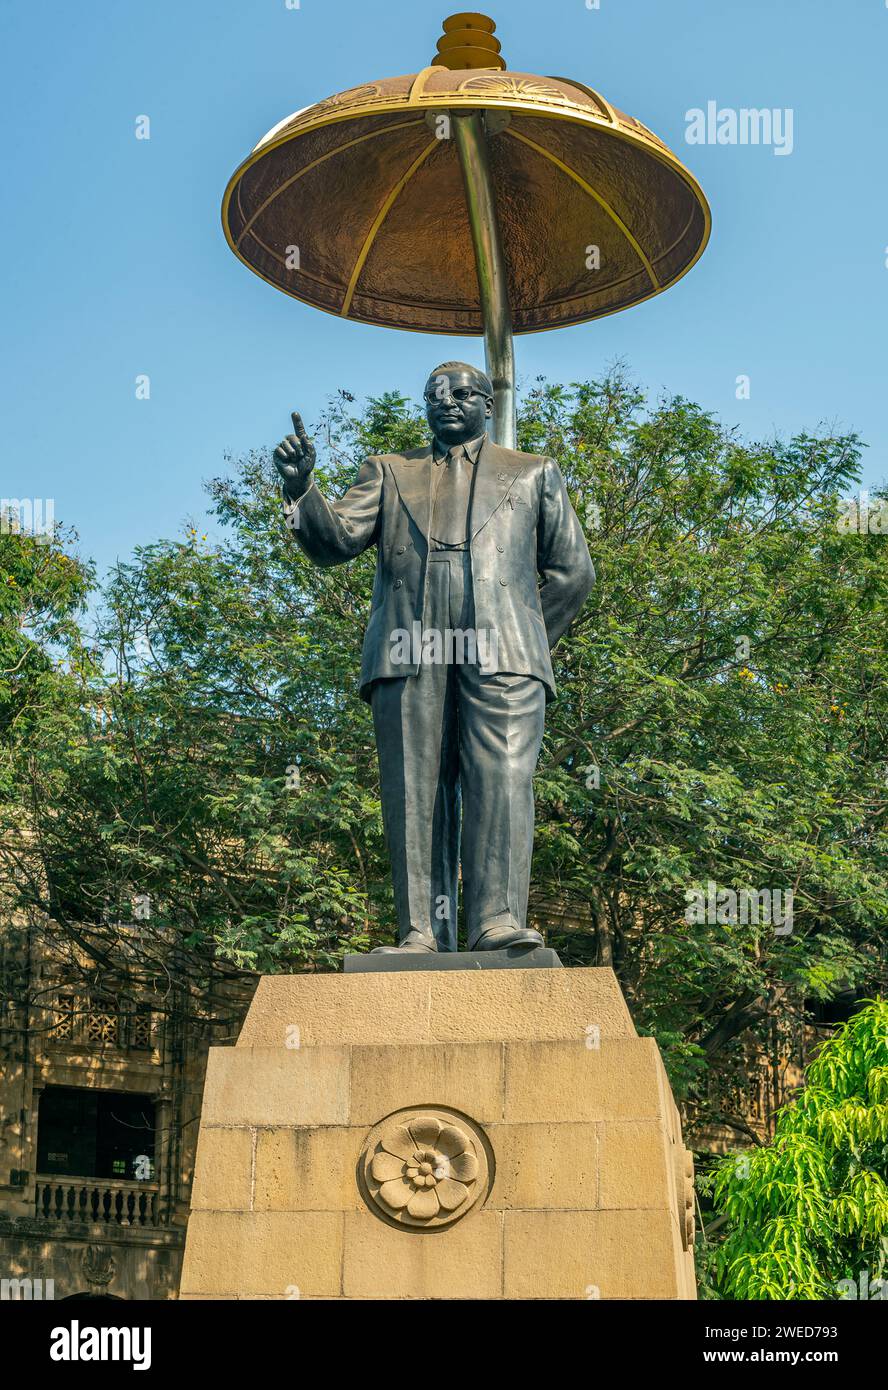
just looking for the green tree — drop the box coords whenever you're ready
[706,1000,888,1299]
[0,513,92,737]
[0,514,94,898]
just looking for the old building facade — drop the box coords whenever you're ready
[0,920,253,1301]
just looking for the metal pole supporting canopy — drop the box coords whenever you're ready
[452,110,516,449]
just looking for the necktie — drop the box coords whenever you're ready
[431,443,472,545]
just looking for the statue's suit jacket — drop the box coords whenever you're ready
[285,436,595,702]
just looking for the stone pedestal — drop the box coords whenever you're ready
[179,967,696,1300]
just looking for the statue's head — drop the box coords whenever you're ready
[424,362,493,448]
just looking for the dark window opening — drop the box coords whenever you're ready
[806,990,867,1028]
[36,1087,156,1181]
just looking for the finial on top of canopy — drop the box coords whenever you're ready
[431,12,506,70]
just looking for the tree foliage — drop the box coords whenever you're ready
[705,1001,888,1298]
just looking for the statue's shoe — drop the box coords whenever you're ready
[469,924,544,952]
[371,930,438,955]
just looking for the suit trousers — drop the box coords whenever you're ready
[370,549,546,950]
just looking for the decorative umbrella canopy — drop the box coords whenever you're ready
[223,14,708,334]
[222,12,709,444]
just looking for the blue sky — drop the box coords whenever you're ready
[1,0,886,577]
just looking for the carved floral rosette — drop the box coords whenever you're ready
[361,1108,491,1230]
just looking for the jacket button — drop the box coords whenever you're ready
[499,577,508,586]
[393,579,402,589]
[396,546,406,554]
[496,544,504,553]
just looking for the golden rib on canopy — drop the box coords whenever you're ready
[341,140,439,317]
[504,127,661,291]
[235,121,427,252]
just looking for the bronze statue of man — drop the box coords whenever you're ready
[274,363,594,954]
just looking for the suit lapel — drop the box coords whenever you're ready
[469,437,529,540]
[389,445,434,539]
